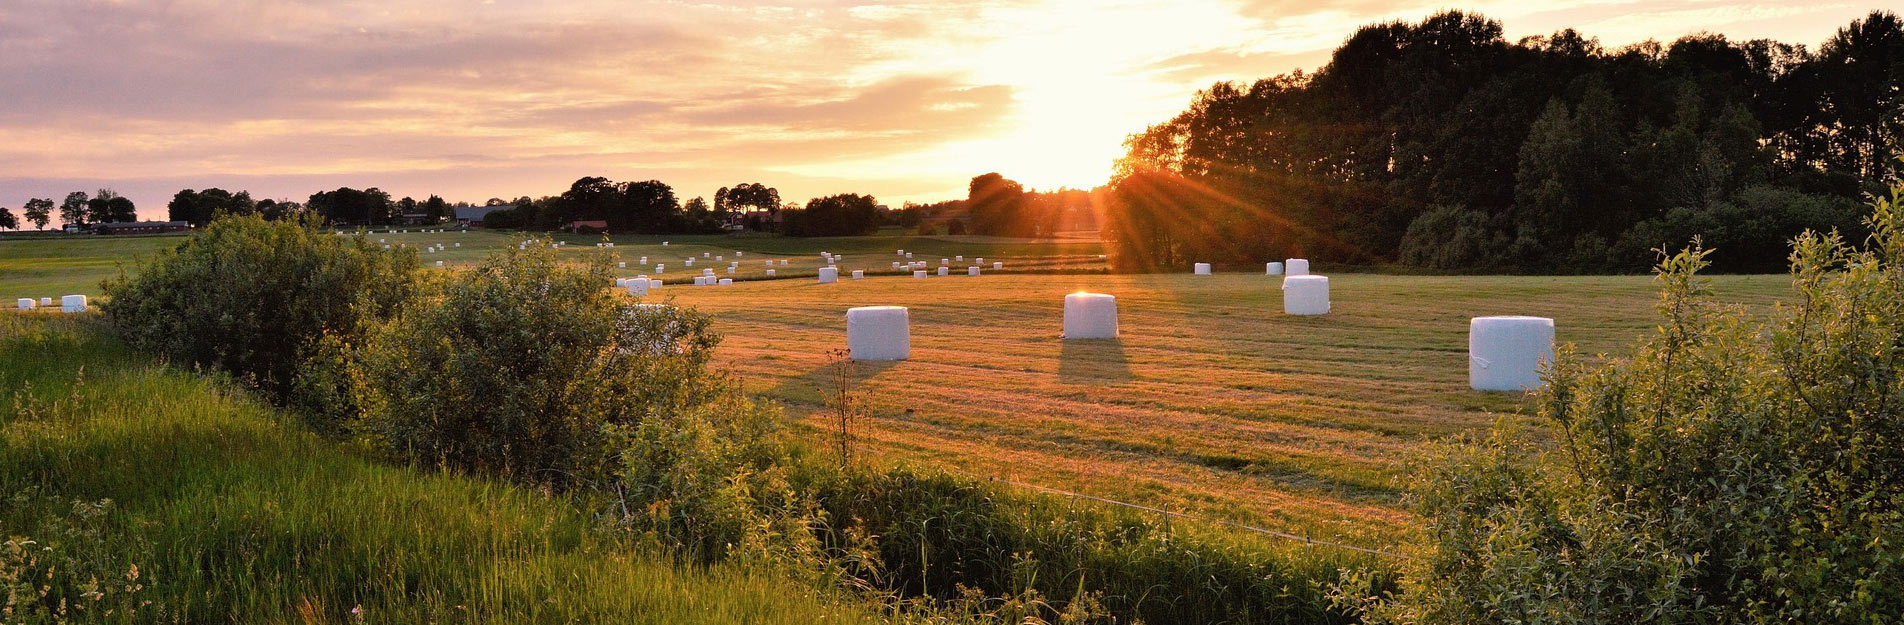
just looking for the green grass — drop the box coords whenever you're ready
[0,230,1791,552]
[652,271,1792,549]
[0,228,1105,301]
[0,314,879,623]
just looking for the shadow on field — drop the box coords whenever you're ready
[1058,339,1131,384]
[760,358,900,406]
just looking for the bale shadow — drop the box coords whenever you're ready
[1058,338,1132,384]
[760,357,901,405]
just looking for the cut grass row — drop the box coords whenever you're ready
[655,272,1792,548]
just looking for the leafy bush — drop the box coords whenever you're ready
[1613,185,1864,272]
[801,466,1376,625]
[100,215,415,403]
[349,243,720,488]
[619,394,816,564]
[782,194,882,237]
[1343,179,1904,623]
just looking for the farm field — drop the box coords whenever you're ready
[655,270,1791,549]
[0,228,1106,301]
[2,231,1792,551]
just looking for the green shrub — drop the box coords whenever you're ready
[99,215,415,403]
[619,394,817,564]
[349,242,720,489]
[801,465,1375,625]
[1344,179,1904,623]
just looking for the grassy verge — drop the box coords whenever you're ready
[0,314,876,623]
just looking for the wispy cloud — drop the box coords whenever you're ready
[0,0,1883,220]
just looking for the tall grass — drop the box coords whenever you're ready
[0,314,876,623]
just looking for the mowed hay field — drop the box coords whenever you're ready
[0,228,1105,301]
[656,270,1791,549]
[3,230,1790,551]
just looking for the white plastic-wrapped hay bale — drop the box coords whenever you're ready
[937,266,949,276]
[1470,316,1555,392]
[1282,275,1330,315]
[648,278,663,288]
[1266,262,1284,275]
[846,306,910,361]
[765,260,774,267]
[626,279,650,296]
[1194,263,1212,275]
[685,258,694,266]
[640,256,648,264]
[736,251,743,257]
[818,266,838,283]
[1285,258,1310,275]
[18,298,35,310]
[726,267,735,275]
[968,266,980,276]
[940,258,949,266]
[955,255,964,262]
[718,278,733,286]
[766,269,777,277]
[976,257,984,265]
[1063,293,1118,339]
[694,276,708,286]
[891,261,902,270]
[913,270,928,279]
[779,259,789,266]
[702,252,710,258]
[617,261,625,268]
[61,295,87,313]
[654,264,665,273]
[905,252,914,259]
[702,268,715,276]
[992,262,1003,270]
[851,270,864,279]
[435,260,444,267]
[662,241,669,246]
[717,255,724,261]
[39,297,51,307]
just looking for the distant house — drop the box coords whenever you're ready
[454,204,510,227]
[396,211,435,226]
[93,221,191,235]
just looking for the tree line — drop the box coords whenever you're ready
[1108,10,1904,273]
[0,190,137,230]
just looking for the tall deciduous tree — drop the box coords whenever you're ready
[22,198,53,230]
[59,191,88,228]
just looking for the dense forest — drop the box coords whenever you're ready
[1108,10,1904,273]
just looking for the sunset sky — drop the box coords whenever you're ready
[0,0,1884,222]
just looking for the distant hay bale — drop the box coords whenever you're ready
[914,270,928,279]
[1063,292,1118,339]
[1281,275,1330,315]
[1286,258,1310,275]
[818,266,839,283]
[968,266,980,276]
[766,269,776,277]
[718,278,733,286]
[17,298,35,310]
[1194,262,1212,275]
[851,270,865,279]
[937,266,949,276]
[61,295,88,313]
[846,306,910,361]
[1470,316,1555,392]
[626,279,650,296]
[1266,262,1283,275]
[39,297,52,307]
[993,262,1003,270]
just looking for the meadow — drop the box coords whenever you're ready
[1,229,1792,553]
[0,314,882,623]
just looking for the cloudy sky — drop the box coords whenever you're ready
[0,0,1882,222]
